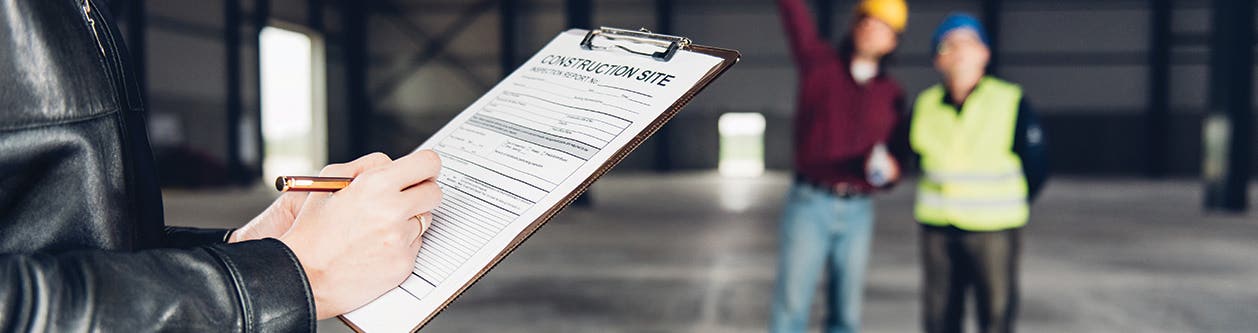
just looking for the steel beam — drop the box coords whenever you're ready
[251,0,271,181]
[566,0,592,30]
[126,0,147,112]
[308,0,324,32]
[372,0,497,101]
[225,0,245,184]
[499,0,518,78]
[568,0,594,206]
[814,0,833,39]
[1146,0,1170,178]
[1203,0,1252,212]
[341,0,371,158]
[653,0,675,172]
[981,0,1002,74]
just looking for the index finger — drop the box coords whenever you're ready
[367,149,442,191]
[309,152,392,202]
[320,152,392,178]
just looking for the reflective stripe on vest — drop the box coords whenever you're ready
[910,77,1029,231]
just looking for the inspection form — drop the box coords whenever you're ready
[341,29,727,332]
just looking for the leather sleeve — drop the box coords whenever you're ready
[165,227,235,247]
[0,2,316,331]
[777,0,839,70]
[0,238,314,332]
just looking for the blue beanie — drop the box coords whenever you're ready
[931,13,989,53]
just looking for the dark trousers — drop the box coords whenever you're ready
[920,224,1021,333]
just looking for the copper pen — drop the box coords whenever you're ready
[275,176,353,192]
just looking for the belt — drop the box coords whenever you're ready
[794,174,870,199]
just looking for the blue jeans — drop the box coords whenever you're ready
[769,181,875,333]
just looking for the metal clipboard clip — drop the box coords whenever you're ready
[580,27,692,62]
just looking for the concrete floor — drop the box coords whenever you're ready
[164,172,1258,333]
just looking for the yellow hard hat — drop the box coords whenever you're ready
[857,0,908,32]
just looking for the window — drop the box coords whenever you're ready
[260,25,326,183]
[718,112,766,177]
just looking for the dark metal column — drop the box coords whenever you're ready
[814,0,834,39]
[308,0,324,32]
[655,0,673,34]
[499,0,518,77]
[567,0,593,206]
[225,0,246,184]
[126,0,147,110]
[341,0,372,160]
[981,0,1002,74]
[1146,0,1170,178]
[1203,0,1252,212]
[565,0,592,29]
[652,0,675,172]
[252,0,271,182]
[307,0,327,166]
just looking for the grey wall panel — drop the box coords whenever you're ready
[688,68,796,116]
[999,9,1149,53]
[269,0,310,25]
[375,64,496,114]
[148,0,223,28]
[1000,66,1148,113]
[1170,65,1208,112]
[148,95,230,162]
[136,0,1255,179]
[147,29,228,99]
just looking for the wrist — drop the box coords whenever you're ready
[279,234,336,319]
[229,225,251,243]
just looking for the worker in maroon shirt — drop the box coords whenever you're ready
[770,0,908,332]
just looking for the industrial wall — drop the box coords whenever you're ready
[135,0,1257,187]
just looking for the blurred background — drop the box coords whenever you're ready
[104,0,1256,331]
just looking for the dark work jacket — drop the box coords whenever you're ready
[0,1,314,331]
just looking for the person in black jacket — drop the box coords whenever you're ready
[0,1,442,331]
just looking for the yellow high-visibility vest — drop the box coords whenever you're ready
[910,77,1028,231]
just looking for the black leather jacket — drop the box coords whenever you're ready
[0,1,314,331]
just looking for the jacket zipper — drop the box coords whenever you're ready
[81,0,106,56]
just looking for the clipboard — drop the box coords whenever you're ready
[339,27,739,332]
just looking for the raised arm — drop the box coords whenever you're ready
[777,0,839,69]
